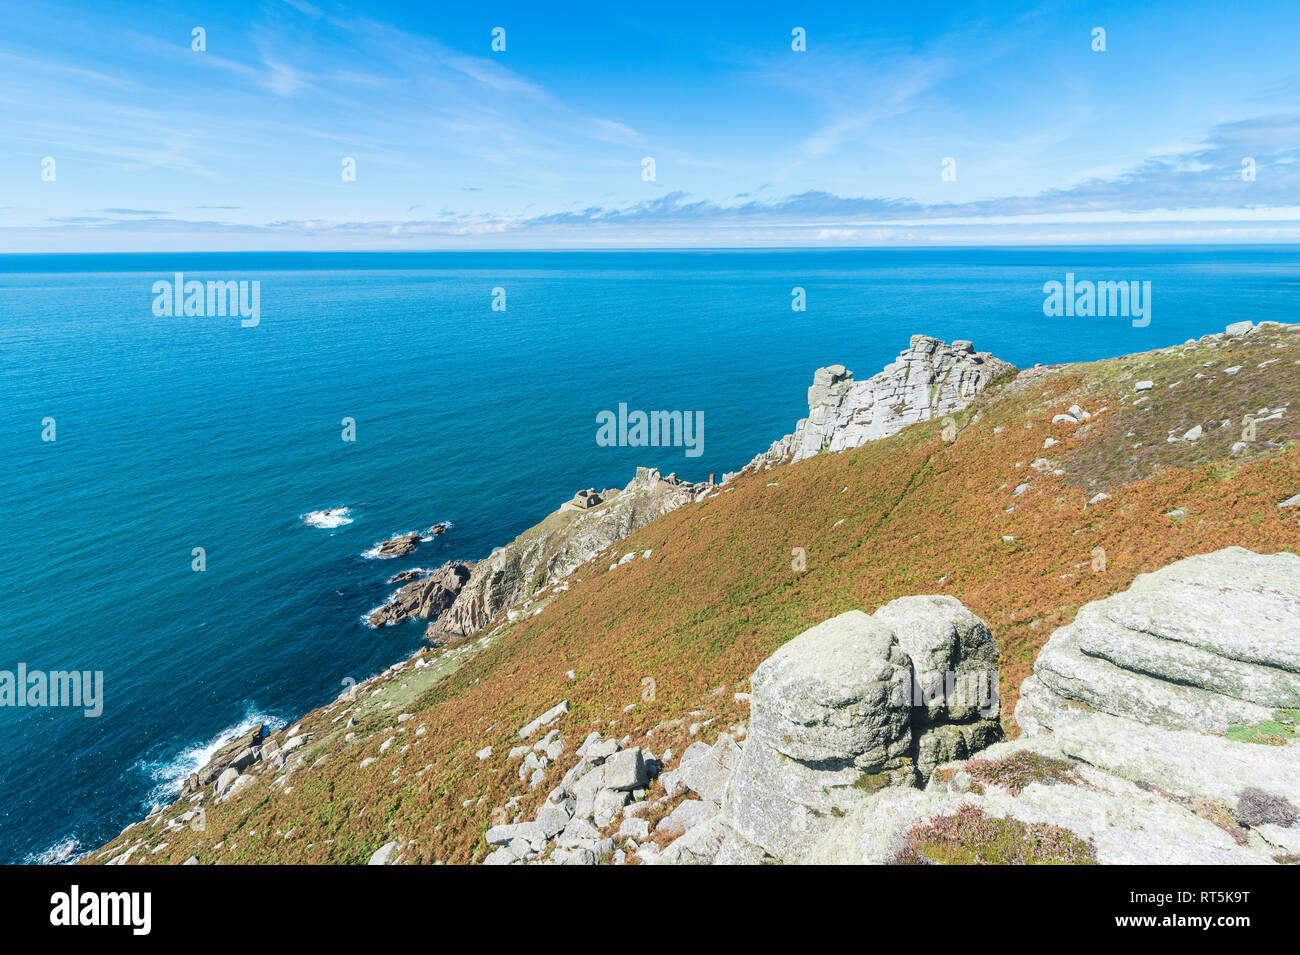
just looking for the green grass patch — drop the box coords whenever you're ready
[1226,709,1300,745]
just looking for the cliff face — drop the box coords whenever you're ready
[741,335,1015,473]
[428,467,710,641]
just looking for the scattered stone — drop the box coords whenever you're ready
[519,700,570,740]
[367,841,398,865]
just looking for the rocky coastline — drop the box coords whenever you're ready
[98,324,1300,865]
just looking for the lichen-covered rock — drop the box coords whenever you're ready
[720,610,915,861]
[1020,547,1300,736]
[1016,548,1300,807]
[872,595,1000,722]
[870,594,1003,776]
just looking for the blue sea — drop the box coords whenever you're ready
[1,247,1297,863]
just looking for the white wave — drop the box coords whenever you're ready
[302,507,354,529]
[138,707,286,809]
[25,836,84,865]
[387,567,425,582]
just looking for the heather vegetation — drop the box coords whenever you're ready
[892,804,1098,865]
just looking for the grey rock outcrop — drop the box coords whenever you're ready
[181,724,266,796]
[1015,547,1300,806]
[745,336,1014,470]
[373,533,423,559]
[430,467,710,641]
[814,546,1299,865]
[368,561,473,627]
[721,611,914,861]
[718,599,1002,862]
[873,595,1002,776]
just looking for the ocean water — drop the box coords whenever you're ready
[1,247,1297,863]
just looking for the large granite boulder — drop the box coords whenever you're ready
[873,595,1003,775]
[719,598,1003,862]
[721,611,915,861]
[1016,547,1300,804]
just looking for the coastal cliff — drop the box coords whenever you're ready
[88,324,1300,865]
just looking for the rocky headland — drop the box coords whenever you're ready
[427,467,713,642]
[367,561,474,628]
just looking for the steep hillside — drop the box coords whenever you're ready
[89,323,1300,865]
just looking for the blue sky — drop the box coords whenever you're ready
[2,0,1299,250]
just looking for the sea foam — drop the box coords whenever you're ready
[303,507,354,529]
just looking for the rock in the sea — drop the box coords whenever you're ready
[387,568,430,585]
[368,561,473,627]
[373,532,423,559]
